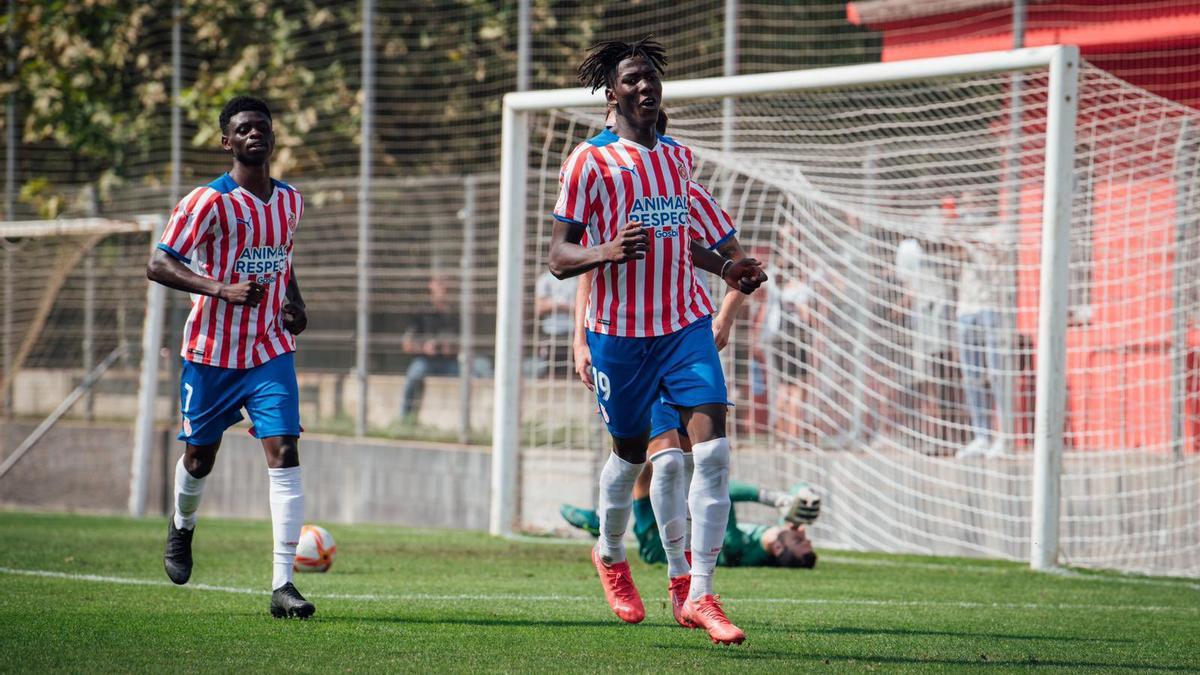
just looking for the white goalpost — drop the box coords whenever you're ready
[496,44,1200,577]
[493,46,1080,564]
[0,215,165,514]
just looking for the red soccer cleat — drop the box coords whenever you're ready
[682,594,746,645]
[669,575,696,628]
[592,546,645,624]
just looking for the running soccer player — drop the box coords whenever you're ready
[549,38,767,645]
[146,96,314,619]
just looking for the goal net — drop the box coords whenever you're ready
[0,217,160,417]
[499,47,1200,577]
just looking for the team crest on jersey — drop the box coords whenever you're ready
[677,160,689,181]
[287,213,297,233]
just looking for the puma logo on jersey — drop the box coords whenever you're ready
[617,165,638,175]
[236,217,252,230]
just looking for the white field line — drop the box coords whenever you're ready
[819,555,1200,591]
[0,566,1195,614]
[509,537,1200,592]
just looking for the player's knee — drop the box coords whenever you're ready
[263,437,300,469]
[183,450,217,478]
[649,447,685,478]
[691,436,730,471]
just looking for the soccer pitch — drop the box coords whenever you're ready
[0,511,1196,673]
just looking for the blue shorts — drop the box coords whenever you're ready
[178,353,302,445]
[587,316,729,439]
[650,398,687,440]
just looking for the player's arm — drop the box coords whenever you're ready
[573,271,594,389]
[689,238,767,296]
[282,270,307,335]
[548,219,647,279]
[146,248,264,306]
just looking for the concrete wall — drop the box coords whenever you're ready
[2,418,1195,576]
[10,368,594,434]
[0,421,491,531]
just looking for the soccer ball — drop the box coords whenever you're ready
[294,524,336,573]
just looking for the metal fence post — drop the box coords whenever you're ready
[458,175,478,444]
[355,0,375,438]
[4,0,16,419]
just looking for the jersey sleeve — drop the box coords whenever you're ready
[552,146,597,231]
[688,179,737,250]
[158,188,217,264]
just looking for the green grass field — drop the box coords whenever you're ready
[0,511,1196,673]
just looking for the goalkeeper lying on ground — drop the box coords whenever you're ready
[561,470,820,569]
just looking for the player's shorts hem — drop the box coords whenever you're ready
[176,430,224,446]
[157,243,191,264]
[249,425,303,439]
[606,427,652,440]
[661,398,734,410]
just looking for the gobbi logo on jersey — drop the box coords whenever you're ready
[234,245,288,276]
[628,195,688,237]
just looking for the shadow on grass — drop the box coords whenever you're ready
[807,625,1135,644]
[655,645,1194,670]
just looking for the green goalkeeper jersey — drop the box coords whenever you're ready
[632,479,770,568]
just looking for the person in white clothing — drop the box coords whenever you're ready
[954,190,1014,459]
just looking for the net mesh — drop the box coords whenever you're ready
[0,222,155,420]
[517,62,1200,577]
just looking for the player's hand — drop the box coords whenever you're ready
[723,258,768,295]
[282,302,307,335]
[713,313,734,351]
[782,483,821,525]
[573,340,594,390]
[601,221,649,265]
[219,280,266,306]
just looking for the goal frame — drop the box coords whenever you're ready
[492,45,1080,573]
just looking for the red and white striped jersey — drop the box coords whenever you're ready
[553,129,736,337]
[158,173,303,369]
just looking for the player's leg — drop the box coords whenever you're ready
[399,356,431,422]
[243,353,314,619]
[643,423,696,628]
[647,408,690,579]
[586,330,658,624]
[165,360,245,585]
[658,317,744,644]
[678,403,744,644]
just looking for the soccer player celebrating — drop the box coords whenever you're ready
[146,96,314,619]
[549,38,767,645]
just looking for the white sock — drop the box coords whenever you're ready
[649,448,690,578]
[173,456,206,530]
[268,466,305,591]
[597,452,643,565]
[683,451,694,554]
[688,437,731,599]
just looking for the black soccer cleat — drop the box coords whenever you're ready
[270,582,316,619]
[163,518,194,585]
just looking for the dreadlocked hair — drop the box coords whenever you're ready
[577,37,668,93]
